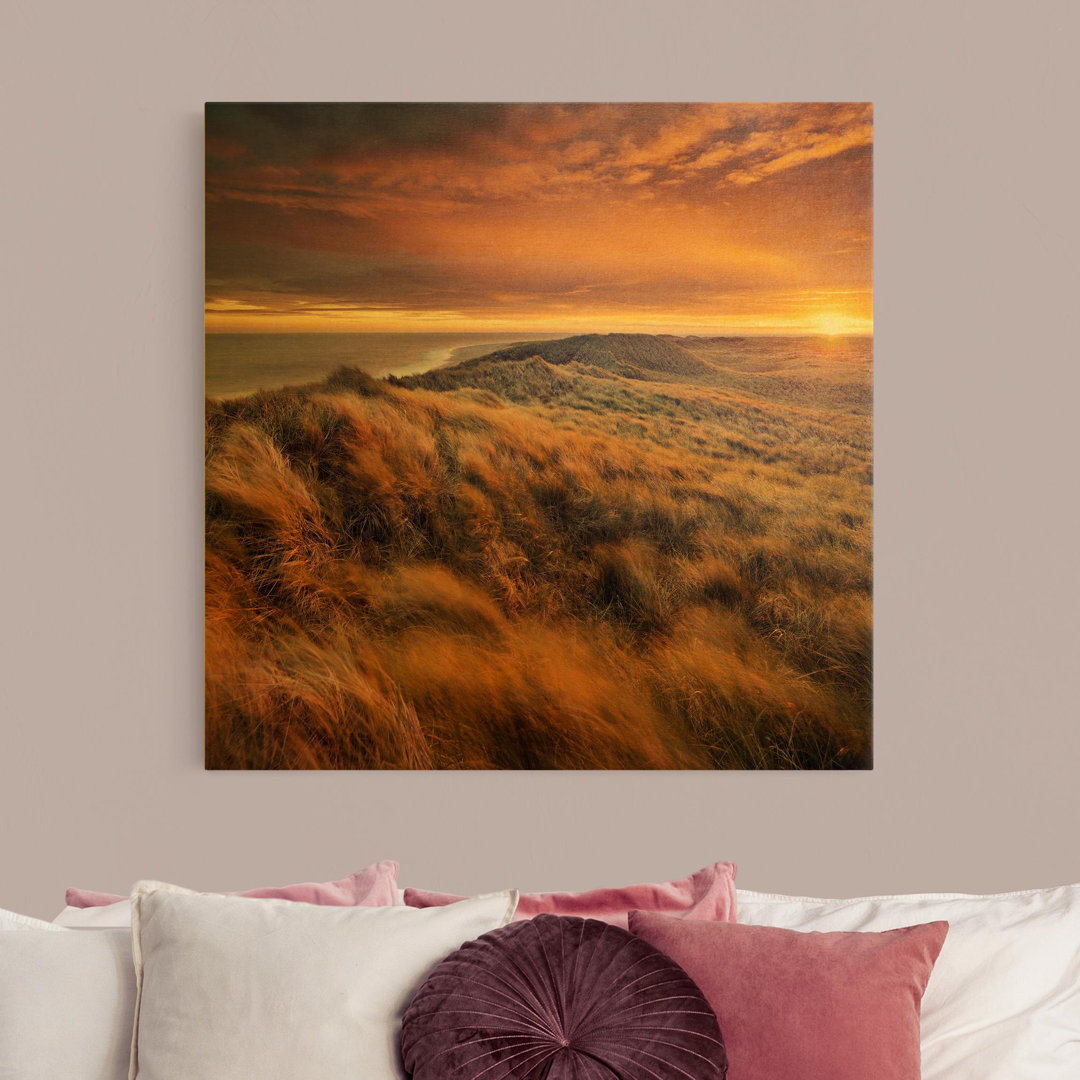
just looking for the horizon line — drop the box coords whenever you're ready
[204,328,874,338]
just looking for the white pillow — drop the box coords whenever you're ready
[0,906,65,931]
[129,881,517,1079]
[54,900,132,928]
[0,928,136,1079]
[737,884,1080,1080]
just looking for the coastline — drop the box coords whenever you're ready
[206,331,572,398]
[385,334,569,378]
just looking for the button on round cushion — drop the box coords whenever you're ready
[401,913,728,1080]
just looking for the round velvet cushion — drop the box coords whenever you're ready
[401,913,727,1080]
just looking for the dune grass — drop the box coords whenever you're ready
[205,333,872,769]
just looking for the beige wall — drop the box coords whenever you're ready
[3,1,1078,918]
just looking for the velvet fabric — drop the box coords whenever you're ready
[629,911,947,1080]
[403,861,736,928]
[64,859,399,908]
[401,913,728,1080]
[737,885,1080,1080]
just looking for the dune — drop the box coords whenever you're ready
[205,333,872,770]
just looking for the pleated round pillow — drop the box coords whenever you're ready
[401,913,728,1080]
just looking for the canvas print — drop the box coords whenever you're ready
[205,103,872,770]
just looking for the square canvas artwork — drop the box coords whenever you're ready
[205,103,872,770]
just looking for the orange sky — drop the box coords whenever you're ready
[206,103,872,335]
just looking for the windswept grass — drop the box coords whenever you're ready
[206,333,872,769]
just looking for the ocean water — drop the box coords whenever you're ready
[205,332,571,398]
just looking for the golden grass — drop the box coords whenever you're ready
[206,334,872,769]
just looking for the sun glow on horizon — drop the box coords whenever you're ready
[813,311,872,337]
[204,297,873,337]
[204,314,874,336]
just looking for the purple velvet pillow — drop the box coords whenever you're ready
[401,913,727,1080]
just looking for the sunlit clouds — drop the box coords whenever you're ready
[206,103,872,334]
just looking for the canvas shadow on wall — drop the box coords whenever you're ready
[204,102,873,771]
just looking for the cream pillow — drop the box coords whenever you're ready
[0,905,64,930]
[0,928,135,1079]
[129,881,517,1079]
[738,884,1080,1080]
[54,900,132,928]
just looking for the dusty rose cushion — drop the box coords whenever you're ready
[402,914,728,1080]
[64,859,399,908]
[404,861,736,928]
[629,911,948,1080]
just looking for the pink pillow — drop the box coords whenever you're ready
[65,860,399,908]
[629,910,948,1080]
[404,862,736,928]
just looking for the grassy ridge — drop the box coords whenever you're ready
[205,333,872,769]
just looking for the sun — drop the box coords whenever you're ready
[818,313,848,336]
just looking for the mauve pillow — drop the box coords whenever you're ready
[629,911,947,1080]
[64,859,398,909]
[402,913,728,1080]
[404,861,736,928]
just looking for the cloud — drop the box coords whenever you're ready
[723,114,873,186]
[207,103,873,215]
[205,103,872,331]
